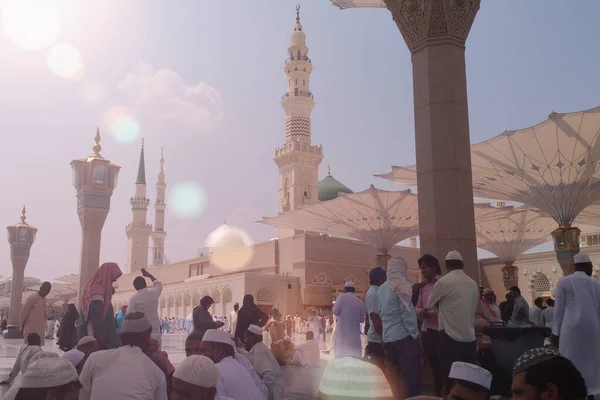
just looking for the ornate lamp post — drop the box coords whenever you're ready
[71,129,120,305]
[551,225,581,276]
[5,206,38,338]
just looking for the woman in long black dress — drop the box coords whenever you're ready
[57,304,79,352]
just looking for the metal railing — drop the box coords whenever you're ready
[285,55,311,64]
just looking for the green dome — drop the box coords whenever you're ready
[318,174,353,201]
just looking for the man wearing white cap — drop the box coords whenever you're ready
[14,358,82,400]
[245,324,284,400]
[79,312,167,400]
[199,329,265,400]
[428,250,479,380]
[172,355,232,400]
[332,281,365,359]
[552,252,600,396]
[442,362,492,400]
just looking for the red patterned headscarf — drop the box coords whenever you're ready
[81,262,122,320]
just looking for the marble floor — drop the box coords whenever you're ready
[0,331,353,400]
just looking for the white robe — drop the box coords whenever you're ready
[553,271,600,395]
[249,342,285,400]
[238,353,269,399]
[216,356,266,400]
[291,339,320,367]
[332,292,365,358]
[308,316,321,339]
[127,280,163,336]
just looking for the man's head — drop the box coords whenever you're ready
[25,332,41,346]
[510,286,522,298]
[133,276,147,291]
[574,253,593,276]
[505,291,514,302]
[185,331,204,357]
[17,358,81,400]
[244,324,263,351]
[482,289,495,304]
[39,282,52,298]
[546,299,555,307]
[198,329,235,364]
[534,297,544,308]
[76,336,99,360]
[149,334,161,355]
[120,305,127,313]
[443,362,492,400]
[172,355,219,400]
[369,267,387,287]
[200,296,214,310]
[419,253,442,281]
[119,312,152,353]
[512,348,587,400]
[445,251,464,271]
[306,331,314,341]
[343,282,355,293]
[233,302,239,312]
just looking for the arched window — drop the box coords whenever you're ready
[534,273,551,293]
[256,288,273,304]
[222,287,233,303]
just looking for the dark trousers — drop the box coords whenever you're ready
[438,330,478,383]
[364,341,385,370]
[383,336,421,398]
[422,329,444,396]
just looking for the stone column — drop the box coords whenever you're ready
[8,246,29,327]
[386,0,481,279]
[77,208,108,304]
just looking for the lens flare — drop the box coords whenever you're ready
[103,107,140,143]
[47,43,84,80]
[2,0,62,51]
[170,182,208,219]
[206,224,254,271]
[80,82,106,105]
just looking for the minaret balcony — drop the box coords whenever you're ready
[130,197,150,209]
[285,55,311,64]
[275,142,323,158]
[282,90,314,101]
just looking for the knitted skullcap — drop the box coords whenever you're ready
[121,312,152,333]
[318,357,393,398]
[248,324,263,336]
[173,355,220,388]
[77,336,97,346]
[513,348,561,376]
[203,329,232,345]
[449,362,492,390]
[61,349,85,368]
[20,358,79,389]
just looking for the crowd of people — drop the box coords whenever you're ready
[1,248,598,399]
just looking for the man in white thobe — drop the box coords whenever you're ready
[332,281,365,359]
[199,329,266,400]
[291,331,320,367]
[228,302,239,334]
[552,252,600,396]
[540,298,555,329]
[128,268,163,336]
[245,324,284,400]
[79,313,167,400]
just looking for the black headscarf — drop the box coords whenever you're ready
[234,294,268,340]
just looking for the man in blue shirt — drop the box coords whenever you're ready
[363,266,386,368]
[115,305,127,333]
[371,257,420,398]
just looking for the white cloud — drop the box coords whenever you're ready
[115,62,225,136]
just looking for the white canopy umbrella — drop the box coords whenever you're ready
[331,0,386,8]
[260,185,419,267]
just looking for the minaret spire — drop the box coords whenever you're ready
[296,5,300,24]
[152,148,167,266]
[136,138,146,184]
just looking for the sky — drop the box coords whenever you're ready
[0,0,599,281]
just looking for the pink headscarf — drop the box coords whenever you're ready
[482,289,499,319]
[81,262,122,320]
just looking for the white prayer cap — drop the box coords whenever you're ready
[318,357,392,398]
[77,336,97,346]
[20,358,79,389]
[248,324,263,336]
[449,362,492,390]
[61,349,85,367]
[284,336,292,342]
[574,253,591,264]
[203,329,233,345]
[344,281,355,288]
[446,250,463,261]
[173,355,219,388]
[121,312,152,333]
[151,333,162,345]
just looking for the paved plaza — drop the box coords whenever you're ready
[0,331,352,399]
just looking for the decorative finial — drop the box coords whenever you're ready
[327,163,332,177]
[296,5,300,24]
[20,205,26,224]
[160,147,164,166]
[141,137,145,149]
[92,127,102,157]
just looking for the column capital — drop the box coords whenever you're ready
[78,208,109,231]
[385,0,481,53]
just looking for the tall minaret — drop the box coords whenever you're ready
[125,139,152,273]
[274,5,324,237]
[151,148,167,266]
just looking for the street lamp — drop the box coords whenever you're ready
[5,206,38,338]
[71,128,120,305]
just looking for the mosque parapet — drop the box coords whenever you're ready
[274,142,323,157]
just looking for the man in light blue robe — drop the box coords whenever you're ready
[332,282,365,359]
[553,252,600,396]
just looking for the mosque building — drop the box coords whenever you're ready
[111,8,420,318]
